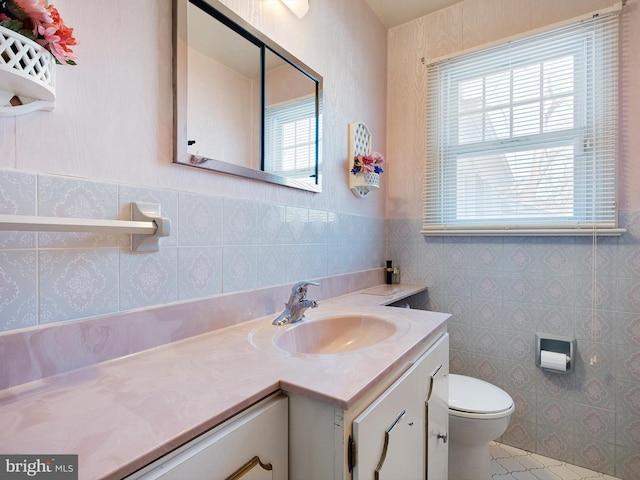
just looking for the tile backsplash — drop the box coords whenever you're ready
[0,169,384,331]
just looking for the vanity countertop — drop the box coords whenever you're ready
[0,284,449,480]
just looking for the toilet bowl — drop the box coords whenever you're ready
[448,374,514,480]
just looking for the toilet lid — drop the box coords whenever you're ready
[449,374,513,414]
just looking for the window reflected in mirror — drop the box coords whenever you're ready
[264,48,321,187]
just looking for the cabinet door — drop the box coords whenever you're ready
[426,335,449,479]
[130,393,287,480]
[353,363,424,480]
[373,409,419,480]
[352,333,449,480]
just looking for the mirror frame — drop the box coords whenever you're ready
[173,0,323,193]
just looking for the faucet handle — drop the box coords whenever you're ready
[291,281,319,299]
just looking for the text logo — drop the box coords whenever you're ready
[1,455,77,480]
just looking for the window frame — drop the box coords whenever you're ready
[422,7,624,236]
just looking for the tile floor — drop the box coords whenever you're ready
[490,442,621,480]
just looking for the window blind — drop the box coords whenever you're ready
[264,95,320,179]
[423,7,623,236]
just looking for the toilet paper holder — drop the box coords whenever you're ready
[535,333,576,374]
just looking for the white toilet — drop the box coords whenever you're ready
[448,374,514,480]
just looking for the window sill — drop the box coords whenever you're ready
[420,227,627,237]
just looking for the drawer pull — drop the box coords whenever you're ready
[225,456,273,480]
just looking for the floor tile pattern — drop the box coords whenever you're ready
[490,442,622,480]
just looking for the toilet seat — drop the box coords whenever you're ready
[449,374,514,420]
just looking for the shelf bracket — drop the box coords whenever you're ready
[131,202,171,253]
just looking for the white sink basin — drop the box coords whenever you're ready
[272,313,397,354]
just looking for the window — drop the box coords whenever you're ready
[423,8,622,235]
[264,95,321,181]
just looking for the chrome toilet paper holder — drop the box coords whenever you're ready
[535,333,576,374]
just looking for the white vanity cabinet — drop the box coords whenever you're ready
[288,331,449,480]
[353,332,449,479]
[127,393,288,480]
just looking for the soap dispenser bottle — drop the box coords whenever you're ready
[392,265,401,284]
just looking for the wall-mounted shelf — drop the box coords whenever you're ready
[0,202,170,253]
[0,25,56,116]
[348,122,379,197]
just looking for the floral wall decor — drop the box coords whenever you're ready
[0,0,76,65]
[0,0,76,114]
[348,121,385,197]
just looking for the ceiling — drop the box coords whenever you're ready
[364,0,463,28]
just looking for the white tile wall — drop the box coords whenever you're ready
[388,214,640,479]
[0,169,385,330]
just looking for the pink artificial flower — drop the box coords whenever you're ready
[38,5,77,65]
[370,151,385,166]
[351,151,385,175]
[12,0,51,34]
[359,155,374,174]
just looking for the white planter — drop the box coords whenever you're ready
[348,122,383,197]
[0,25,56,116]
[350,171,380,197]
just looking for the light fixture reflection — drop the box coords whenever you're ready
[281,0,309,18]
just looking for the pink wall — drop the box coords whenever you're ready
[386,0,640,218]
[0,0,388,215]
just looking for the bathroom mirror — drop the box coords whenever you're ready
[173,0,323,192]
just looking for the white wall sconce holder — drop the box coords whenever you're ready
[348,122,380,198]
[0,25,56,116]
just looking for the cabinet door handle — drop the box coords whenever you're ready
[426,364,443,402]
[437,433,448,444]
[225,456,273,480]
[374,410,406,480]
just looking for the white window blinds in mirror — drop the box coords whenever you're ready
[423,5,623,236]
[265,95,321,180]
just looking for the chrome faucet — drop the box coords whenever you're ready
[272,281,320,326]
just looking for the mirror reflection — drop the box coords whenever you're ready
[186,3,261,170]
[264,48,320,183]
[174,0,323,192]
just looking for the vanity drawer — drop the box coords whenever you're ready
[127,393,288,480]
